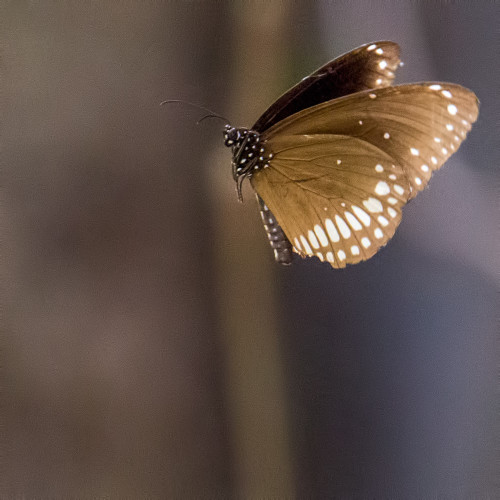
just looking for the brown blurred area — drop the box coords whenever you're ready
[2,1,498,498]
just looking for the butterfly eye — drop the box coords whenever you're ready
[224,127,239,146]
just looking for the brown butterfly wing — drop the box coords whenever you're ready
[253,41,401,133]
[263,83,479,199]
[252,83,478,268]
[251,135,409,267]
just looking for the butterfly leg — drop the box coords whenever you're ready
[232,134,252,181]
[256,194,294,265]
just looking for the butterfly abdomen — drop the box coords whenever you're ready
[257,195,293,265]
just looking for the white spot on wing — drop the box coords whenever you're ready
[335,215,351,239]
[378,60,387,69]
[294,237,302,251]
[378,215,389,227]
[308,230,319,249]
[448,104,458,115]
[441,90,452,98]
[387,207,397,218]
[367,44,376,51]
[361,237,371,248]
[326,251,334,263]
[363,198,383,213]
[300,235,312,255]
[325,218,340,243]
[345,211,362,231]
[374,228,384,239]
[375,181,390,196]
[369,93,376,99]
[314,225,329,247]
[387,197,398,205]
[375,47,383,55]
[421,164,429,172]
[351,245,360,256]
[338,250,346,261]
[410,147,419,156]
[384,132,390,139]
[415,177,422,186]
[375,164,384,172]
[352,205,371,227]
[446,124,454,131]
[431,156,438,165]
[316,252,324,262]
[429,84,442,90]
[393,184,405,195]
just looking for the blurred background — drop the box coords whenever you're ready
[3,1,498,497]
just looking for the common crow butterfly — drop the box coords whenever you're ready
[217,42,478,267]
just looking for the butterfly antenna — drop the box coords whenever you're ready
[160,99,229,125]
[196,114,229,125]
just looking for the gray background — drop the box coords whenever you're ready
[3,1,498,497]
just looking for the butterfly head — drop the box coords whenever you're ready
[224,125,246,147]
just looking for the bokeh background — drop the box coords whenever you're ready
[3,1,498,497]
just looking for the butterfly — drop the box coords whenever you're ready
[223,41,479,268]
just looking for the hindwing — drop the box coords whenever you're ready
[251,135,409,268]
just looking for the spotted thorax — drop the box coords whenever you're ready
[223,125,273,201]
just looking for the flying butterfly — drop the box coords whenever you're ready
[218,41,479,268]
[171,41,479,268]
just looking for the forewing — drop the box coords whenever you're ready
[251,135,410,268]
[253,41,401,133]
[264,83,479,199]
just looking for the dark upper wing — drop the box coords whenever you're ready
[252,41,401,133]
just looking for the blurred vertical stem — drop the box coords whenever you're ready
[209,2,295,498]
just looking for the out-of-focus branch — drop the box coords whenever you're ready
[209,3,296,498]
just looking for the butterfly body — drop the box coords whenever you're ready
[223,42,479,268]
